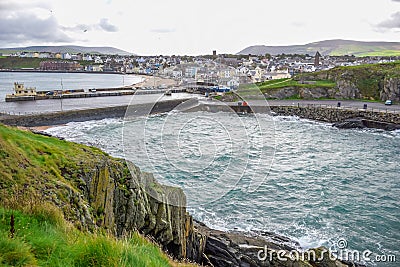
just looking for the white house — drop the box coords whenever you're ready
[227,79,240,89]
[265,69,291,80]
[83,55,93,61]
[94,56,103,64]
[62,53,72,60]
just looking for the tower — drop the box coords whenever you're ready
[314,51,321,67]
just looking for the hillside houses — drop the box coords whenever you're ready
[1,49,398,88]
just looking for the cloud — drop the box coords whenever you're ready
[377,12,400,29]
[63,18,118,33]
[150,28,176,33]
[99,18,118,32]
[0,2,119,47]
[0,10,73,47]
[392,0,400,2]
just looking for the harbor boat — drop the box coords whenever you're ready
[5,82,37,102]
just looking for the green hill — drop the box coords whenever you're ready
[0,45,133,56]
[238,39,400,56]
[0,124,194,267]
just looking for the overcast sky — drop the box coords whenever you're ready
[0,0,399,55]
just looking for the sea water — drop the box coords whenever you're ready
[46,112,400,266]
[0,72,142,102]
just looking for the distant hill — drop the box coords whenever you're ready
[0,45,133,56]
[238,39,400,57]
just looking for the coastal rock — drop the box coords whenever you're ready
[195,221,362,267]
[335,78,360,99]
[269,106,400,128]
[332,119,366,129]
[263,87,299,99]
[333,118,400,130]
[73,157,205,260]
[299,87,333,99]
[381,78,400,102]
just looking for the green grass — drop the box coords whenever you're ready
[354,50,400,57]
[0,124,196,267]
[0,207,175,267]
[255,79,336,92]
[236,78,336,96]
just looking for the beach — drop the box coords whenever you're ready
[134,74,178,88]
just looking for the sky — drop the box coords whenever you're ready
[0,0,399,55]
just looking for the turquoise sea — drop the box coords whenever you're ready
[46,111,400,266]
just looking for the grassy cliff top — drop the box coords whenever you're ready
[0,124,194,267]
[297,61,400,81]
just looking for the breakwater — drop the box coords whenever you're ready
[1,99,399,130]
[0,98,191,127]
[183,101,400,130]
[269,105,400,130]
[269,105,400,123]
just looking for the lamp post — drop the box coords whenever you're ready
[60,78,63,112]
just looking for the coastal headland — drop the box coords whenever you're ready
[0,123,367,267]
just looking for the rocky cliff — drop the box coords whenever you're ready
[265,62,400,101]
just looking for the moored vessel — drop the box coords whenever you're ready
[5,82,37,102]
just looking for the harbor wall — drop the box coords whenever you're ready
[183,103,400,130]
[269,105,400,124]
[0,98,190,127]
[1,100,399,129]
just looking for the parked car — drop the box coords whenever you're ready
[385,100,392,105]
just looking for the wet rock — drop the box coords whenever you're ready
[195,222,362,267]
[333,118,400,131]
[333,119,366,129]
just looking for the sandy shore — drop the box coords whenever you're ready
[17,125,61,132]
[134,75,178,88]
[29,125,60,131]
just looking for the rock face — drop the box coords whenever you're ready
[381,78,400,102]
[264,87,299,99]
[335,78,360,99]
[68,157,205,261]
